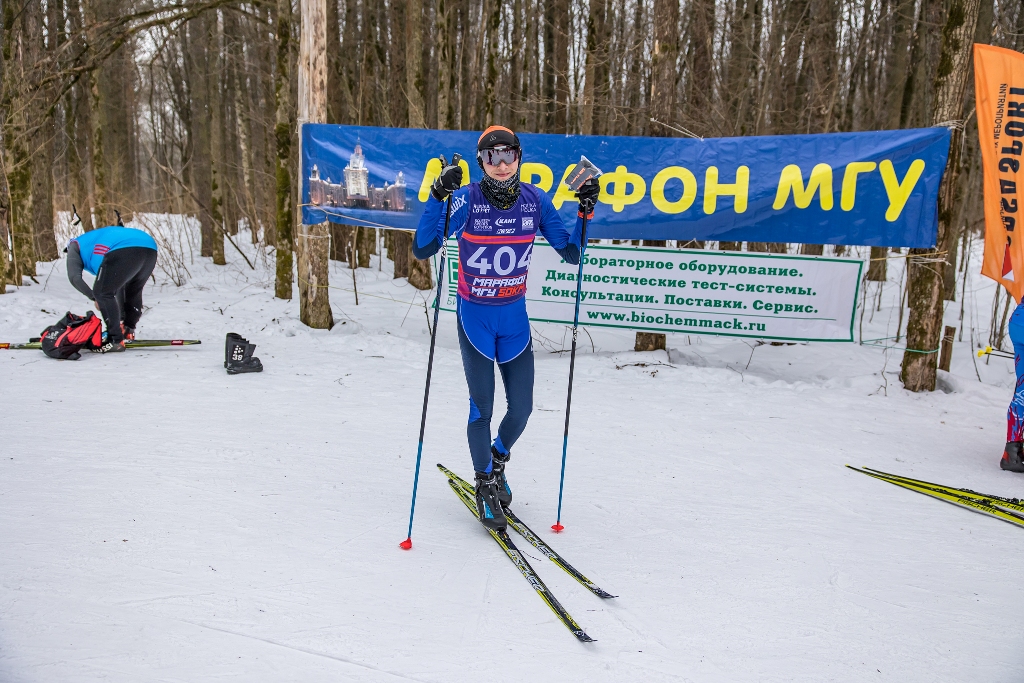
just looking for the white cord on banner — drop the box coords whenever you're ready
[650,118,704,141]
[934,119,966,131]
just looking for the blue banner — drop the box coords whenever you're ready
[301,124,951,247]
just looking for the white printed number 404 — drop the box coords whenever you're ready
[467,245,532,276]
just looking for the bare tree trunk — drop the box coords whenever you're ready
[408,243,433,289]
[3,3,35,282]
[297,0,333,329]
[406,0,425,127]
[552,0,569,133]
[82,2,110,226]
[227,9,258,239]
[188,13,216,259]
[866,246,888,280]
[650,0,679,130]
[356,227,372,268]
[0,201,8,290]
[581,0,608,135]
[26,0,57,261]
[65,0,95,232]
[392,231,411,278]
[901,0,981,392]
[688,0,714,129]
[437,0,455,129]
[883,0,915,129]
[795,0,838,254]
[87,66,109,227]
[0,14,10,289]
[88,0,135,215]
[326,0,345,123]
[481,0,500,127]
[210,13,227,265]
[274,0,295,299]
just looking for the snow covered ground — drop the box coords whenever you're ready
[2,221,1022,682]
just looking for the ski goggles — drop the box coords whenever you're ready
[478,145,521,167]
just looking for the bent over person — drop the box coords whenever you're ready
[413,126,600,530]
[66,225,158,353]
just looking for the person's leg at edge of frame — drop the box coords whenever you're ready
[1003,301,1024,472]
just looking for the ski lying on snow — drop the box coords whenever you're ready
[848,465,1024,529]
[443,476,595,643]
[2,339,202,350]
[862,467,1024,514]
[438,463,616,599]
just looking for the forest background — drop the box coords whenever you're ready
[1,0,1022,389]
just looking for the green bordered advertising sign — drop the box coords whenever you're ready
[437,240,863,342]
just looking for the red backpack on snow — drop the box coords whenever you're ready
[40,311,103,360]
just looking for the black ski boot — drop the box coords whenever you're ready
[225,332,247,368]
[474,471,507,531]
[1001,441,1024,472]
[227,341,263,375]
[491,446,512,507]
[97,339,125,353]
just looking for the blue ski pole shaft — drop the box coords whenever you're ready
[553,212,590,532]
[402,156,460,549]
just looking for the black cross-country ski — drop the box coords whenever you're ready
[443,476,595,642]
[438,463,616,599]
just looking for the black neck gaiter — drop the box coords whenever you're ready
[479,168,522,210]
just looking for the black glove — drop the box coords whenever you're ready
[576,178,600,212]
[431,158,464,202]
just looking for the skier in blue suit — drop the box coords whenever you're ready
[1003,300,1024,471]
[414,126,600,530]
[66,225,158,353]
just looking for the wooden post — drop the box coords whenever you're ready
[636,240,667,352]
[900,0,981,391]
[297,0,333,329]
[938,325,955,372]
[635,332,666,353]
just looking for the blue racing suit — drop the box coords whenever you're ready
[414,183,587,472]
[1008,301,1024,442]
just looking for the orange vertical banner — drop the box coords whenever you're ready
[976,44,1024,303]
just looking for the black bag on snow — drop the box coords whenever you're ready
[40,311,103,360]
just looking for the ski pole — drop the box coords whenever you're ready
[978,345,1014,359]
[3,339,201,349]
[553,157,602,533]
[401,152,462,550]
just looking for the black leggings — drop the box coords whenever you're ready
[458,317,535,473]
[94,247,157,342]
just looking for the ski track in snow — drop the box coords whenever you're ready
[1,226,1023,682]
